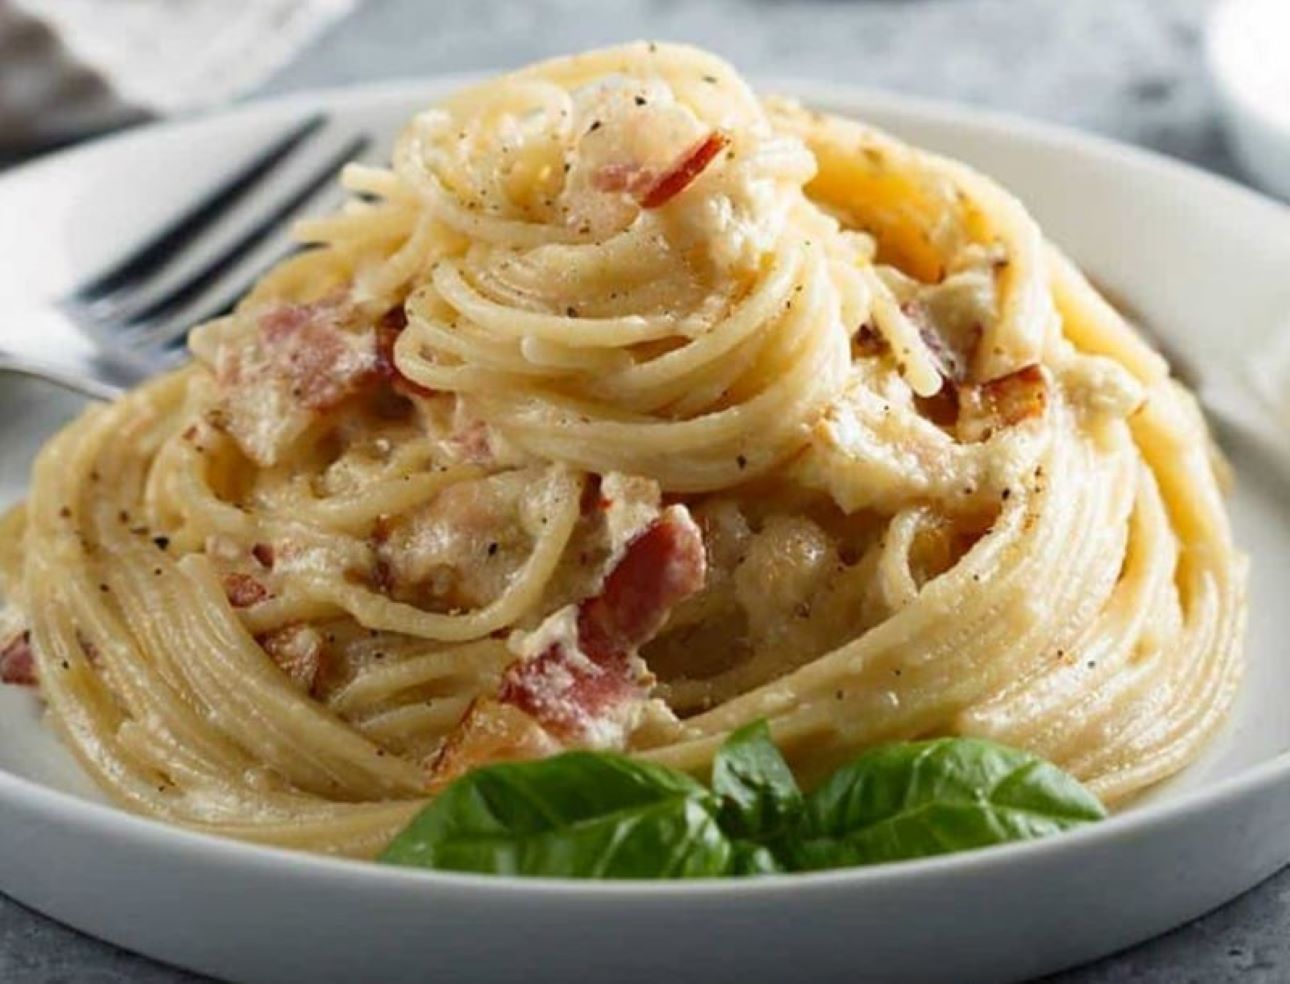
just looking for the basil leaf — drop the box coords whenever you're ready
[711,719,803,840]
[380,751,732,878]
[729,840,786,876]
[791,737,1106,869]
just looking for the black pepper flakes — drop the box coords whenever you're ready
[153,536,170,551]
[587,120,602,133]
[634,95,647,106]
[736,454,748,470]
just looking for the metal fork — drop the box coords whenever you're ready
[0,113,371,401]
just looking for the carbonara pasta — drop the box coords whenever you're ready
[0,43,1246,859]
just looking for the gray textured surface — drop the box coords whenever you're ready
[1,1,1284,982]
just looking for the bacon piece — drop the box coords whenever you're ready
[428,505,706,786]
[496,618,640,744]
[638,132,729,209]
[257,301,377,411]
[0,631,35,686]
[502,507,706,738]
[574,507,707,663]
[914,385,960,429]
[975,364,1048,425]
[223,573,270,608]
[430,700,563,790]
[380,306,408,332]
[958,364,1048,442]
[374,307,437,399]
[854,323,889,358]
[251,542,276,570]
[214,299,380,466]
[259,624,326,694]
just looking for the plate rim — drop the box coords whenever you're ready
[1,73,1288,898]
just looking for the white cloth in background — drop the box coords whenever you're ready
[0,0,355,148]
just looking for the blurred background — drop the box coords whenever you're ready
[1,0,1286,200]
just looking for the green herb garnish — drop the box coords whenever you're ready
[380,725,1104,879]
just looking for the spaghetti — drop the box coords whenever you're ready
[0,43,1246,858]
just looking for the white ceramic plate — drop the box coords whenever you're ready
[0,78,1289,984]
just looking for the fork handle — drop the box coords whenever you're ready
[0,349,124,402]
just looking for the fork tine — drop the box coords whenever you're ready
[158,243,317,351]
[66,112,327,306]
[144,168,361,350]
[109,133,371,340]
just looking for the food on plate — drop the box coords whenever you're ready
[0,43,1245,868]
